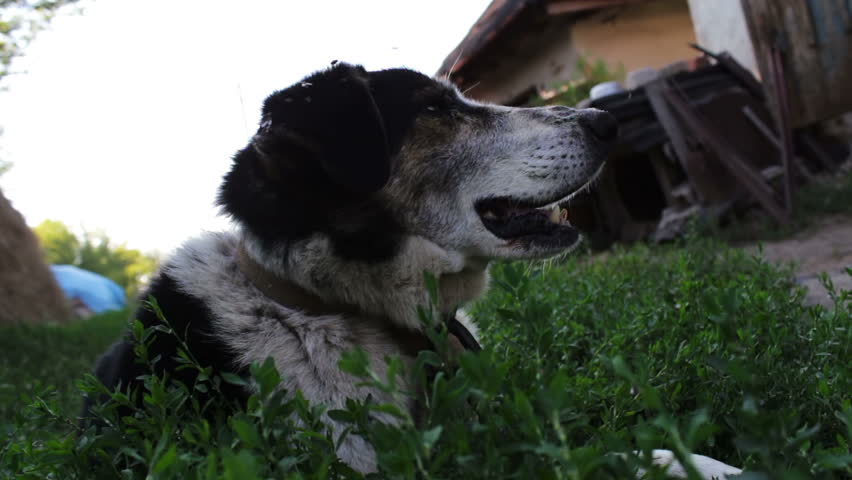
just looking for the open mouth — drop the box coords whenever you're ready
[474,163,606,251]
[475,196,580,249]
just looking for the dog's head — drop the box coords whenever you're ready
[219,62,616,263]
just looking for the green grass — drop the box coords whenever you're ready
[1,240,850,479]
[0,308,128,433]
[711,169,852,243]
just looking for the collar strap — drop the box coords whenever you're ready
[235,244,481,353]
[236,245,359,317]
[445,312,482,353]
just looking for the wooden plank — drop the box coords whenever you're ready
[648,149,677,206]
[546,0,643,15]
[662,85,790,223]
[645,79,726,205]
[645,81,693,172]
[741,105,816,181]
[592,168,636,242]
[741,0,852,127]
[768,46,796,213]
[740,1,818,127]
[689,44,765,100]
[717,52,766,100]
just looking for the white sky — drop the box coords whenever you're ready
[0,0,490,254]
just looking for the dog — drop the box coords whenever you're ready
[83,62,741,478]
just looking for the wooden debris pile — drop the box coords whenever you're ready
[567,45,848,247]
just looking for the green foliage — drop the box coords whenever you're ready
[0,308,127,436]
[2,1,81,174]
[0,126,9,176]
[33,219,159,297]
[474,241,851,478]
[527,56,625,108]
[1,0,80,82]
[77,232,159,297]
[797,169,852,217]
[33,218,78,263]
[708,170,852,243]
[0,240,850,479]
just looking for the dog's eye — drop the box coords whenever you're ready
[422,92,463,116]
[423,101,463,118]
[424,99,449,112]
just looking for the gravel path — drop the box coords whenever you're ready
[742,215,852,308]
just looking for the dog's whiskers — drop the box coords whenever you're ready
[462,81,481,96]
[445,50,464,82]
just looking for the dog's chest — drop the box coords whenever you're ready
[164,232,414,412]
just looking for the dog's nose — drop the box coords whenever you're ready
[578,109,618,145]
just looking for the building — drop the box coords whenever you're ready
[438,0,852,246]
[437,0,700,105]
[438,0,852,127]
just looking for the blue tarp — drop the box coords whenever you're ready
[49,265,126,313]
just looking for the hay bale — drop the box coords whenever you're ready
[0,188,71,324]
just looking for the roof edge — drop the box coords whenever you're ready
[436,0,648,81]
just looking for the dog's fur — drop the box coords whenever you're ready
[83,63,741,478]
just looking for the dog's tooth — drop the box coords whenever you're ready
[560,208,569,224]
[483,210,497,220]
[549,207,561,224]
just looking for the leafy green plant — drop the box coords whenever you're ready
[33,219,160,297]
[527,56,625,108]
[0,239,850,479]
[797,169,852,217]
[1,0,82,83]
[710,169,852,243]
[0,308,127,434]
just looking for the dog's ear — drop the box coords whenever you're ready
[253,63,391,194]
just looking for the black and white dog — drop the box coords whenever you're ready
[84,62,741,478]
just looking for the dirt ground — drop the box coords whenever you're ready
[741,215,852,308]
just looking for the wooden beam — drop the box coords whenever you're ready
[741,105,815,182]
[648,149,677,206]
[661,85,790,224]
[645,81,691,171]
[689,44,765,100]
[740,0,852,127]
[546,0,643,15]
[767,45,796,214]
[645,79,723,205]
